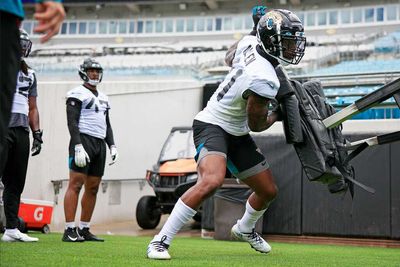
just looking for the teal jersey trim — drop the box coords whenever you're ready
[68,156,73,169]
[195,143,204,161]
[0,0,62,19]
[0,1,24,19]
[227,158,239,175]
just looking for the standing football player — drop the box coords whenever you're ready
[147,9,306,259]
[62,58,118,242]
[0,0,65,161]
[1,29,43,242]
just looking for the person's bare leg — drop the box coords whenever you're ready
[64,170,85,223]
[181,154,226,208]
[78,175,104,241]
[231,169,278,254]
[147,154,226,259]
[243,168,277,211]
[80,175,101,222]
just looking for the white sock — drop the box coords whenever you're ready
[65,222,76,229]
[5,228,19,235]
[152,198,197,245]
[79,221,90,230]
[237,200,267,233]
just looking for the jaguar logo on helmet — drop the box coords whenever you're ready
[265,11,283,30]
[78,58,103,86]
[266,18,274,30]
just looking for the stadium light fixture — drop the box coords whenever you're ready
[205,0,218,10]
[126,3,140,13]
[95,4,104,10]
[179,3,187,11]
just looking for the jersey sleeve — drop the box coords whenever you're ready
[247,77,279,100]
[243,51,280,100]
[29,71,38,97]
[66,87,86,101]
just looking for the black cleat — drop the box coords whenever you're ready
[62,227,85,242]
[78,227,104,242]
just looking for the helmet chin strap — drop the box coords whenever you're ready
[278,59,291,66]
[88,79,100,86]
[83,71,102,86]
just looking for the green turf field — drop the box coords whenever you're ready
[0,233,398,267]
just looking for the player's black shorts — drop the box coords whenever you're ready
[69,133,106,177]
[192,120,269,180]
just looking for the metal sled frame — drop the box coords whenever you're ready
[323,77,400,128]
[324,77,400,160]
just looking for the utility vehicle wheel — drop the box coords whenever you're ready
[136,196,161,229]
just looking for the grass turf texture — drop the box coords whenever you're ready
[0,233,399,266]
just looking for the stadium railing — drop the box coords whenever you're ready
[50,178,146,205]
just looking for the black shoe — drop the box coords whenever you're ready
[62,227,85,242]
[78,227,104,242]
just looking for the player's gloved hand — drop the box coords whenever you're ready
[109,145,118,166]
[31,129,43,156]
[252,5,267,29]
[74,144,90,167]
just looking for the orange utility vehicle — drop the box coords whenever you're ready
[136,127,199,229]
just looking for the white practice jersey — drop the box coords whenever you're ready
[11,69,37,116]
[67,85,110,139]
[195,35,280,136]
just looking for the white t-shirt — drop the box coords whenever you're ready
[67,85,110,139]
[195,36,280,136]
